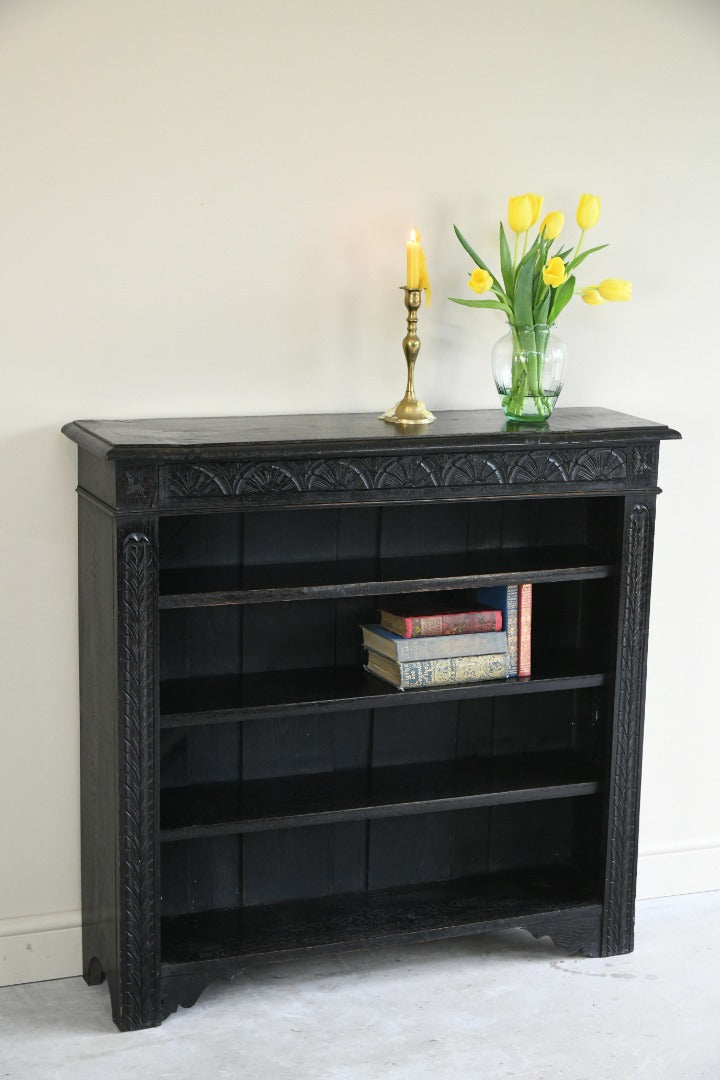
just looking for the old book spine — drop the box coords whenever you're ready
[366,650,509,690]
[380,609,502,638]
[361,625,508,662]
[518,583,532,678]
[505,584,519,677]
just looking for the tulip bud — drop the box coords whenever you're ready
[581,288,606,306]
[598,278,632,302]
[542,256,568,288]
[508,195,533,234]
[576,194,601,230]
[526,193,544,226]
[468,268,493,294]
[539,211,564,241]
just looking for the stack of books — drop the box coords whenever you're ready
[362,585,532,690]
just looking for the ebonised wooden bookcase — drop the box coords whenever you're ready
[62,408,679,1031]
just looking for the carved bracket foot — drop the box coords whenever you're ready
[523,907,602,957]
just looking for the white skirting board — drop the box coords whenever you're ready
[2,846,719,987]
[635,841,720,901]
[0,912,82,988]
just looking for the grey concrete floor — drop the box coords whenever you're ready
[1,892,718,1080]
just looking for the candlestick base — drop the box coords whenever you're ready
[381,398,436,425]
[381,285,435,427]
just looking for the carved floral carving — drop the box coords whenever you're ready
[632,445,657,477]
[121,466,157,504]
[162,445,633,504]
[570,448,626,482]
[508,452,568,484]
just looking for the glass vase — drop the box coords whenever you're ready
[491,323,566,422]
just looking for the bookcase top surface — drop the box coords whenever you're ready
[62,407,680,460]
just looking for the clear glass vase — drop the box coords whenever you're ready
[491,323,566,421]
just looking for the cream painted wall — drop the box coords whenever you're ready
[1,0,718,985]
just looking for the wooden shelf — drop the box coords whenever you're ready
[159,546,614,608]
[159,751,601,841]
[160,866,602,972]
[159,651,608,727]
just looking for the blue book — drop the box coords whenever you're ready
[361,624,508,663]
[474,586,519,677]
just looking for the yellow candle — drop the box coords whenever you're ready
[406,228,421,288]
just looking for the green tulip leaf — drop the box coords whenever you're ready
[566,243,609,272]
[534,290,551,324]
[513,236,542,290]
[533,283,549,322]
[548,275,576,323]
[513,256,535,325]
[449,297,512,312]
[499,223,514,300]
[453,226,504,294]
[538,237,551,272]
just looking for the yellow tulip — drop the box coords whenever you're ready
[598,277,632,302]
[539,211,564,241]
[581,287,606,306]
[508,194,533,234]
[526,193,544,226]
[542,256,568,288]
[576,193,601,230]
[468,267,493,294]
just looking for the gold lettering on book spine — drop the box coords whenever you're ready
[518,584,532,677]
[407,653,508,687]
[416,615,443,636]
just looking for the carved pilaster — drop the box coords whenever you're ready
[116,523,159,1030]
[602,500,655,955]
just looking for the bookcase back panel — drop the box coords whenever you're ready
[159,689,607,791]
[159,576,615,687]
[161,835,243,917]
[159,797,602,917]
[489,690,606,760]
[243,508,359,570]
[531,579,615,660]
[241,710,373,781]
[157,496,624,588]
[160,511,243,576]
[243,823,368,905]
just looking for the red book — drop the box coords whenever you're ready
[379,604,502,639]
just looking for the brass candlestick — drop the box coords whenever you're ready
[381,286,436,425]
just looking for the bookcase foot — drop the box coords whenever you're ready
[524,908,603,957]
[83,955,105,986]
[160,973,224,1022]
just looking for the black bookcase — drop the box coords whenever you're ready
[62,408,679,1030]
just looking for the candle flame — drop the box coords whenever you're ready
[410,228,418,242]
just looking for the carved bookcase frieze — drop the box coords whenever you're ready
[160,445,631,505]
